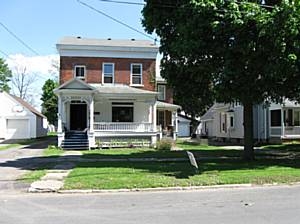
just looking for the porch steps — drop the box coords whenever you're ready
[61,131,89,150]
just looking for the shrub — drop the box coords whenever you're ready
[156,138,175,151]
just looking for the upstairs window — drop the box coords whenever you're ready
[131,63,142,85]
[74,65,86,79]
[157,84,166,101]
[103,63,114,84]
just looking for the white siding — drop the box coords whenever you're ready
[0,92,38,139]
[134,102,149,122]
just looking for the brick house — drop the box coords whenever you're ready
[54,36,180,149]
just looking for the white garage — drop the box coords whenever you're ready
[177,115,191,137]
[6,119,30,139]
[0,91,47,140]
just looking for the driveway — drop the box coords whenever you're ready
[0,137,56,193]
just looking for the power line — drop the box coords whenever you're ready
[0,21,40,56]
[97,0,144,6]
[0,49,10,58]
[77,0,157,41]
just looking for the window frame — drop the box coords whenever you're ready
[130,63,143,86]
[102,63,115,84]
[74,65,86,80]
[111,102,134,122]
[157,84,166,101]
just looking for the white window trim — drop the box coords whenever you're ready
[102,63,115,84]
[130,63,143,86]
[74,65,86,79]
[157,84,166,101]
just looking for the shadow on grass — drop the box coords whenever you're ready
[1,144,300,180]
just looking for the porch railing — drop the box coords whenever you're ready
[94,122,155,132]
[270,126,300,137]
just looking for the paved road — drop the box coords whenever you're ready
[1,185,300,224]
[0,138,55,193]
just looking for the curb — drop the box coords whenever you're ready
[54,182,300,194]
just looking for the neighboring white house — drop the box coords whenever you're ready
[201,100,300,143]
[0,91,48,140]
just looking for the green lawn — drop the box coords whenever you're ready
[63,159,300,190]
[43,145,64,157]
[18,170,48,183]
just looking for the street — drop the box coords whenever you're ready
[1,185,300,224]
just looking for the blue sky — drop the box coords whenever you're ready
[0,0,153,56]
[0,0,157,108]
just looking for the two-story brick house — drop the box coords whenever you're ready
[54,36,180,149]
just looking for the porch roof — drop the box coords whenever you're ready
[90,84,158,96]
[156,101,181,111]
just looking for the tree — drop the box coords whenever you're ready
[143,0,300,160]
[0,57,12,92]
[11,65,37,103]
[41,79,58,125]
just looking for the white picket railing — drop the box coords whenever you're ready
[94,122,155,132]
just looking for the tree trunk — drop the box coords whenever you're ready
[243,101,254,161]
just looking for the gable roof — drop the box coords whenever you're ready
[54,78,97,93]
[9,94,46,118]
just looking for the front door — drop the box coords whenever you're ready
[70,103,87,130]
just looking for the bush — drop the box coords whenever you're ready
[156,138,175,151]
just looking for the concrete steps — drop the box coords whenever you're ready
[61,131,89,150]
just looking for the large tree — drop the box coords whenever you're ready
[0,57,12,92]
[41,79,58,125]
[143,0,300,160]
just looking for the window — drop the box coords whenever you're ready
[157,85,166,101]
[131,64,142,85]
[229,115,234,128]
[294,111,300,126]
[271,110,281,127]
[103,63,114,84]
[74,65,86,79]
[112,102,133,122]
[157,110,165,126]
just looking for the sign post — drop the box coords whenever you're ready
[186,151,199,173]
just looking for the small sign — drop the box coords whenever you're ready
[187,151,198,169]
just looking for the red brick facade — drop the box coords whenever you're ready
[60,57,156,91]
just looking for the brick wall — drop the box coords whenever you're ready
[60,57,156,91]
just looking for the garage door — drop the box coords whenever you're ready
[178,122,190,137]
[6,119,29,139]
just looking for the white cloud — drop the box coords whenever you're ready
[6,54,59,78]
[6,54,59,110]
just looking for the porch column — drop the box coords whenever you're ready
[89,95,94,132]
[172,111,178,140]
[281,108,285,137]
[152,101,157,132]
[57,94,62,133]
[57,94,64,147]
[88,95,95,149]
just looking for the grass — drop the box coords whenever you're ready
[43,145,64,157]
[63,159,300,190]
[0,144,20,151]
[18,170,48,183]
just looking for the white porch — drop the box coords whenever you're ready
[269,103,300,139]
[54,78,181,149]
